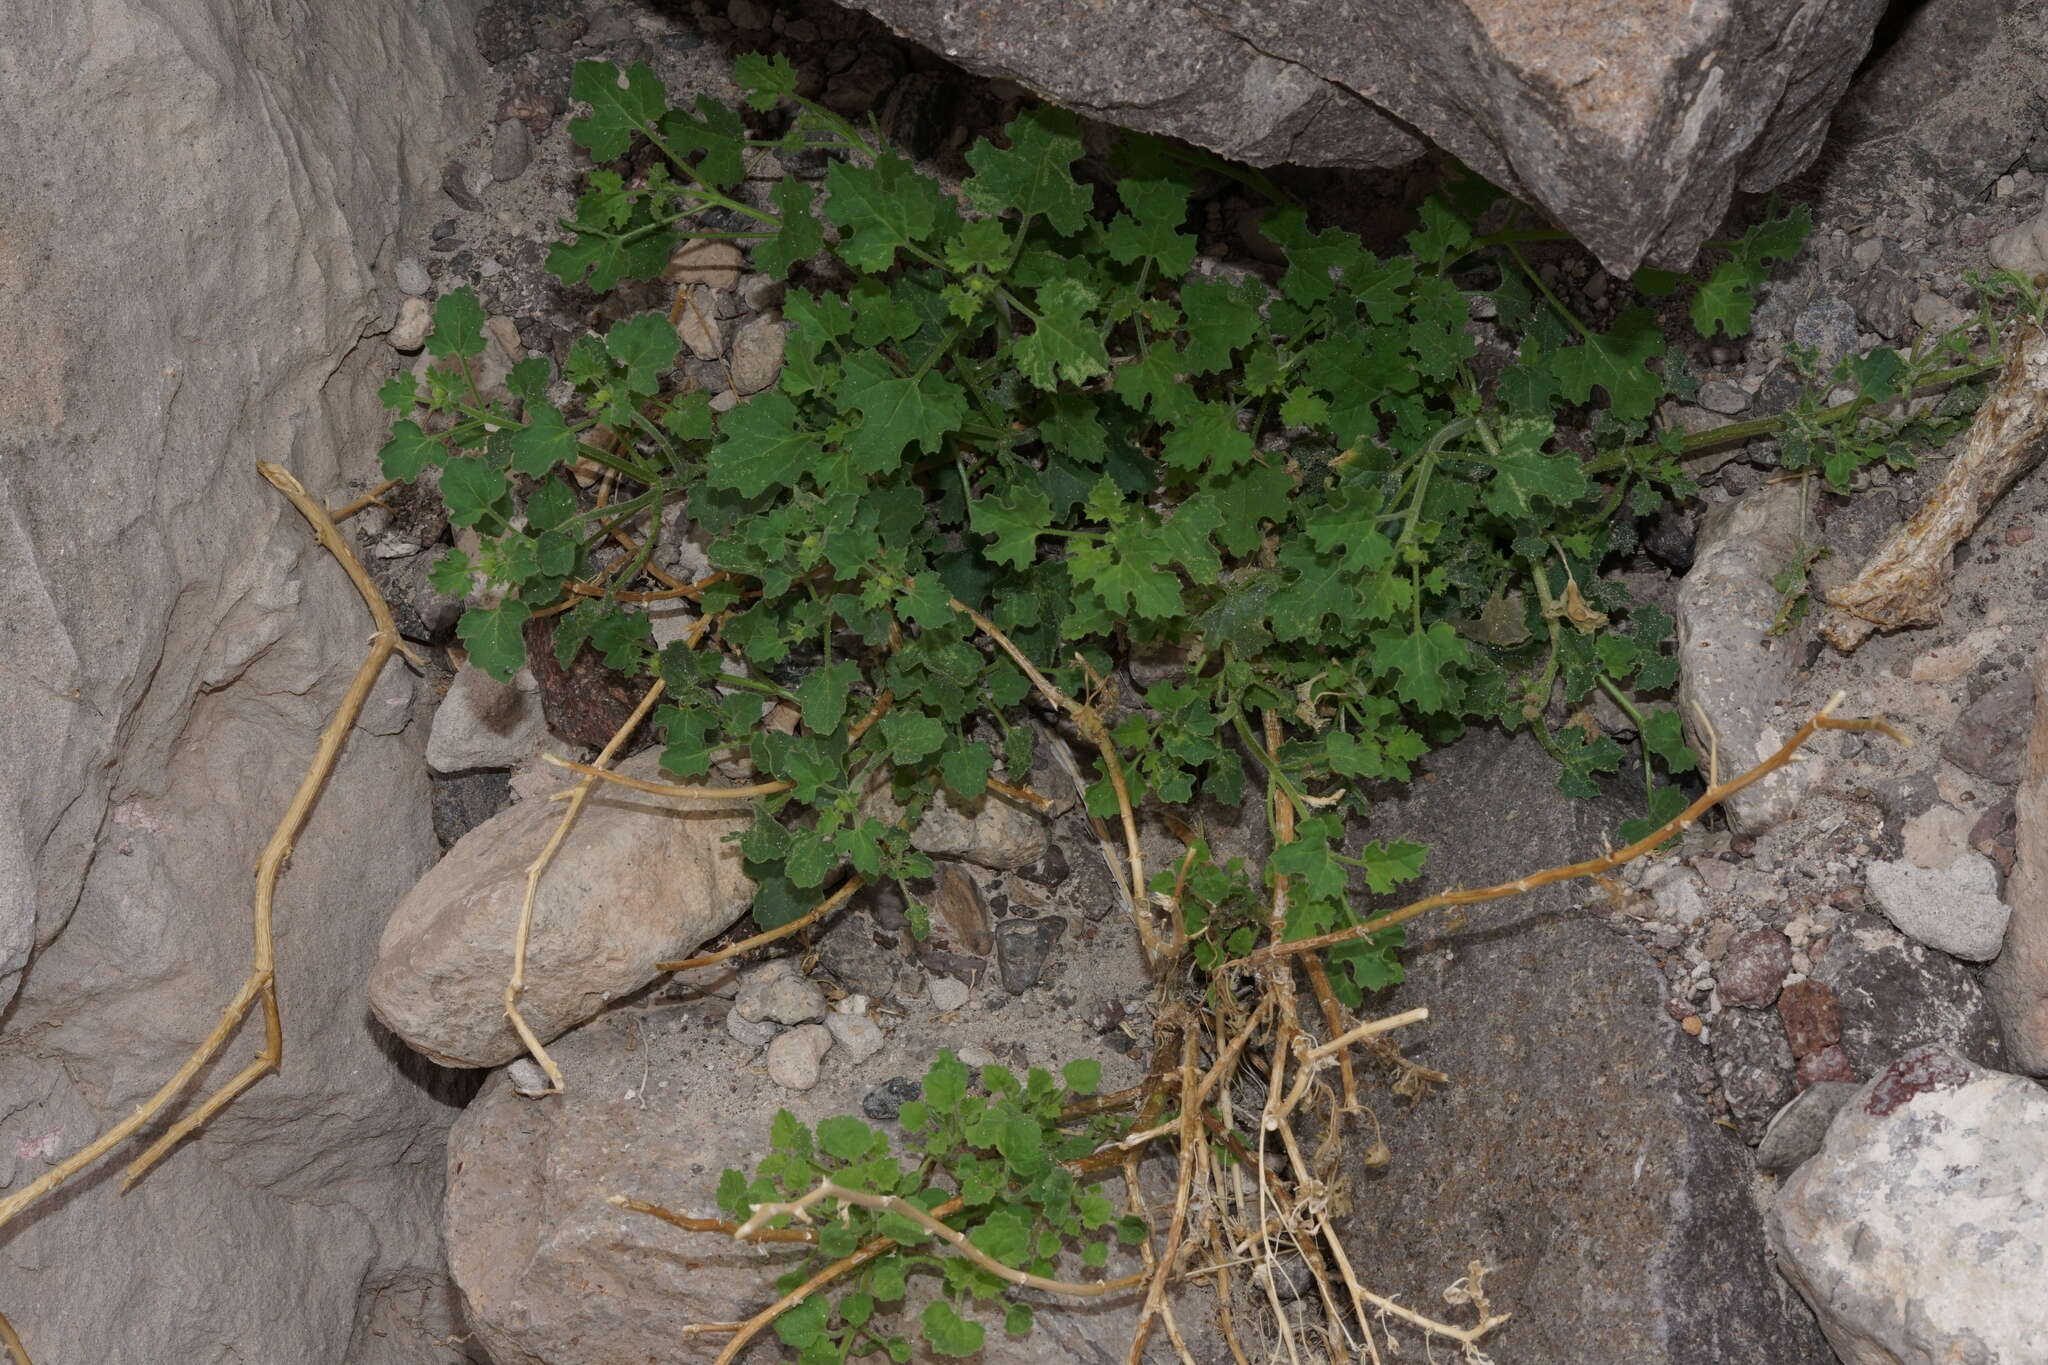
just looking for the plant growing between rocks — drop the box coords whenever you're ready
[9,47,2029,1365]
[348,53,2040,1363]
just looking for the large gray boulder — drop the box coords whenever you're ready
[842,0,1886,273]
[0,2,485,1361]
[1337,727,1833,1362]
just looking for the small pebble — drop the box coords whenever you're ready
[862,1076,921,1121]
[956,1044,997,1068]
[825,1011,884,1062]
[441,158,486,212]
[725,1007,780,1048]
[508,1058,552,1097]
[390,296,432,352]
[1681,1015,1703,1037]
[928,976,970,1012]
[491,117,532,182]
[393,257,430,296]
[431,218,457,243]
[766,1024,833,1091]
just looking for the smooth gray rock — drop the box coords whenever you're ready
[733,957,828,1025]
[1341,727,1830,1361]
[1944,670,2036,785]
[841,0,1886,274]
[1676,481,1815,833]
[0,0,487,1358]
[1755,1081,1860,1176]
[1770,1047,2048,1364]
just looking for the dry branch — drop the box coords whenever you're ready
[1825,325,2048,647]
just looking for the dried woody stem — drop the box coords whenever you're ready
[1243,693,1904,967]
[947,595,1167,961]
[0,462,427,1365]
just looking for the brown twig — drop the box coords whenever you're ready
[0,1312,28,1365]
[606,1194,816,1244]
[328,476,401,522]
[947,594,1167,962]
[655,877,865,972]
[1242,695,1903,967]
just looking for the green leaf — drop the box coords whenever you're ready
[773,1296,829,1349]
[456,601,531,682]
[795,660,862,734]
[440,457,509,528]
[920,1301,986,1358]
[1480,417,1588,521]
[971,484,1053,570]
[1061,1058,1100,1095]
[1003,1302,1034,1337]
[1640,707,1698,775]
[1551,309,1666,422]
[924,1051,968,1113]
[963,107,1091,232]
[816,1115,875,1161]
[752,175,825,278]
[1160,402,1255,477]
[426,287,487,360]
[1178,279,1260,375]
[734,52,798,109]
[823,153,955,272]
[379,421,442,480]
[1105,178,1195,276]
[706,390,819,496]
[379,373,421,413]
[968,1210,1030,1267]
[1013,278,1110,388]
[547,230,674,293]
[880,709,946,765]
[605,312,680,395]
[838,354,969,481]
[1618,782,1693,846]
[505,401,579,476]
[1369,622,1469,713]
[940,742,996,800]
[568,61,668,161]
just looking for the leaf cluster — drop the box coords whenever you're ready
[716,1052,1129,1361]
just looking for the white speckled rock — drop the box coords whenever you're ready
[734,957,827,1025]
[425,664,550,772]
[1770,1046,2048,1364]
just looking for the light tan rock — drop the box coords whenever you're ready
[369,749,754,1067]
[664,238,744,290]
[1986,653,2048,1073]
[1676,480,1815,833]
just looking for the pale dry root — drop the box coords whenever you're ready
[0,463,427,1363]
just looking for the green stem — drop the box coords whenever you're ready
[1506,241,1591,342]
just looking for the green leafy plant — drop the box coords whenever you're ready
[374,53,2031,1359]
[711,1052,1133,1361]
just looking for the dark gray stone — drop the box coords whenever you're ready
[440,158,484,212]
[1337,728,1829,1361]
[1754,1081,1860,1176]
[843,0,1887,275]
[861,1075,921,1121]
[815,909,912,1000]
[996,914,1066,993]
[1791,298,1858,375]
[1811,912,2006,1075]
[489,117,531,183]
[365,546,463,645]
[429,770,512,849]
[1943,671,2035,785]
